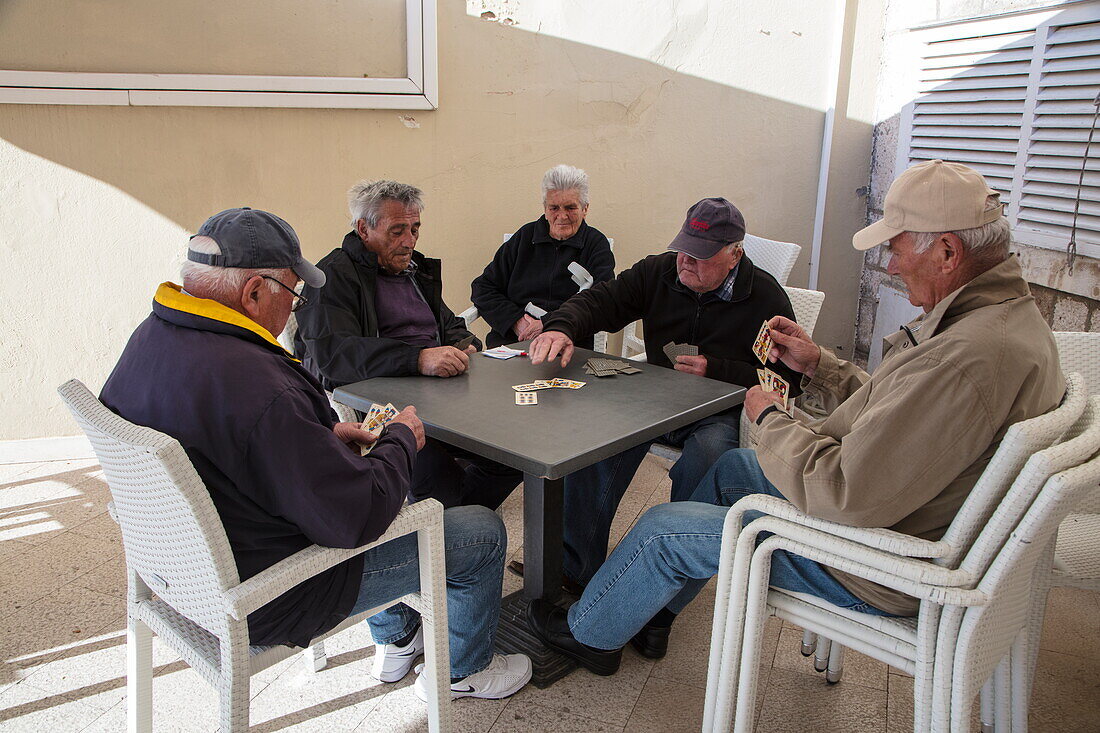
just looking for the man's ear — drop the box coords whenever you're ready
[938,233,965,274]
[356,219,370,242]
[239,275,266,319]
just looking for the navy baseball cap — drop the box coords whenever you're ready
[187,207,326,288]
[667,198,747,260]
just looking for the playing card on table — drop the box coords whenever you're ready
[533,380,554,389]
[752,321,773,365]
[515,392,538,405]
[512,383,549,392]
[550,378,585,389]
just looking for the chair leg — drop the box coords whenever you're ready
[309,641,328,672]
[813,636,831,673]
[418,520,453,733]
[825,643,844,685]
[980,677,995,733]
[126,617,152,733]
[219,635,252,733]
[800,629,817,657]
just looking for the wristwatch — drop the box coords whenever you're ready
[755,404,782,426]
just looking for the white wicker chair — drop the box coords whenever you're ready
[277,312,358,423]
[58,379,452,733]
[702,373,1090,733]
[621,235,803,361]
[464,234,614,353]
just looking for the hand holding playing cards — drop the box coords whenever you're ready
[529,330,574,366]
[674,354,707,377]
[418,345,470,378]
[514,314,544,341]
[766,315,821,377]
[333,421,379,448]
[744,385,786,423]
[388,406,426,450]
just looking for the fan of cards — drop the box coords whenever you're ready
[359,402,398,455]
[753,321,789,410]
[511,378,585,405]
[583,357,641,377]
[663,342,698,363]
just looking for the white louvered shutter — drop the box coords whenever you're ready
[1017,19,1100,248]
[901,4,1100,258]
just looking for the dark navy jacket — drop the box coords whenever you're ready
[101,283,416,647]
[470,216,614,348]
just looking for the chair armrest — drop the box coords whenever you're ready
[741,515,973,589]
[728,494,952,558]
[223,499,444,619]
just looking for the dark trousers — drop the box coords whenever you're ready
[409,437,522,510]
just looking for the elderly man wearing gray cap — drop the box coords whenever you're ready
[523,160,1064,676]
[101,208,532,702]
[521,197,799,601]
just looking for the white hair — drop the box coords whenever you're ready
[542,164,590,206]
[348,179,425,228]
[181,236,286,301]
[910,195,1011,264]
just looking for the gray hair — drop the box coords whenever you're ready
[181,236,286,301]
[911,195,1011,263]
[348,180,425,228]
[542,164,590,206]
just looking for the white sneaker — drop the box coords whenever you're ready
[371,625,424,683]
[413,653,532,701]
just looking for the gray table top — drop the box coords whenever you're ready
[334,345,745,479]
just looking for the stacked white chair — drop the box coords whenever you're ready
[702,373,1092,732]
[58,379,453,733]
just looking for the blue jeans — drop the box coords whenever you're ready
[349,505,505,679]
[562,409,741,584]
[567,449,893,650]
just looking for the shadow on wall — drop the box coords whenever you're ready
[0,2,867,440]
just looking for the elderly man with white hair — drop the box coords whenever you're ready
[470,164,615,348]
[524,160,1065,677]
[295,180,521,510]
[100,207,532,700]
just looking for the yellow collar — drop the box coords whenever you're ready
[154,282,295,357]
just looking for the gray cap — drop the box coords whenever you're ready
[187,207,326,288]
[666,198,747,260]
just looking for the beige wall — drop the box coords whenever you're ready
[0,0,874,441]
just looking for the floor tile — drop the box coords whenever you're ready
[755,667,887,733]
[0,528,121,620]
[491,699,621,732]
[355,676,508,732]
[1038,586,1100,660]
[0,686,109,731]
[622,676,705,732]
[1029,649,1100,732]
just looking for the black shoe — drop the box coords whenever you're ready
[525,599,622,676]
[629,622,672,659]
[507,560,585,597]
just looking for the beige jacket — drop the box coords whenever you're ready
[754,256,1064,615]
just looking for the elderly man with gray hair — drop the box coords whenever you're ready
[294,180,521,510]
[524,160,1065,675]
[471,164,615,348]
[101,208,532,701]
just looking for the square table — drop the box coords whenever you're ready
[334,344,745,686]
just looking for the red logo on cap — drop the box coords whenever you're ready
[689,218,711,231]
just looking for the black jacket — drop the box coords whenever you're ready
[101,283,416,647]
[470,216,614,348]
[295,232,480,391]
[542,252,801,391]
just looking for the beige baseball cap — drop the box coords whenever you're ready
[852,159,1004,251]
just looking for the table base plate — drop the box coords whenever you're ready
[494,591,578,688]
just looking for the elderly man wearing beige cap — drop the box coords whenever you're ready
[523,160,1065,675]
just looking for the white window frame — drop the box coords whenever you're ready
[896,2,1100,260]
[0,0,438,109]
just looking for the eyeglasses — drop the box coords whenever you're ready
[262,276,309,312]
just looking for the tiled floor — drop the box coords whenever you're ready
[1,454,1098,731]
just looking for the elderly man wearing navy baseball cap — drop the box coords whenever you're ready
[100,207,532,702]
[518,198,800,617]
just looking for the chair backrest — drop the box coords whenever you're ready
[784,287,825,337]
[58,379,239,635]
[1053,331,1100,396]
[952,441,1100,711]
[935,372,1087,569]
[743,234,801,285]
